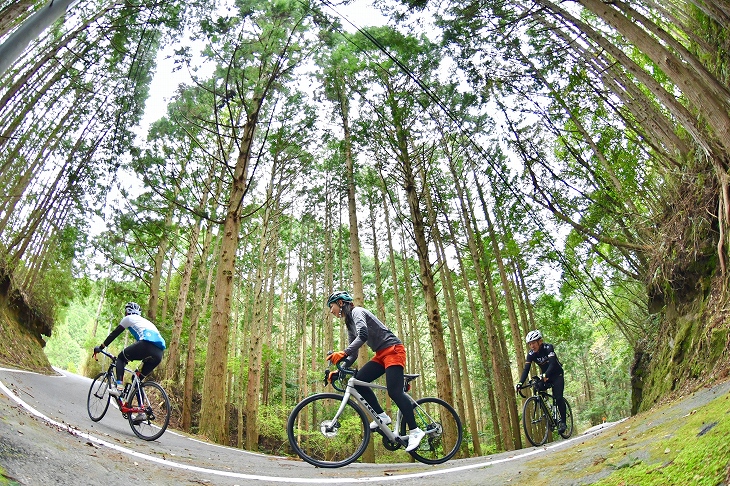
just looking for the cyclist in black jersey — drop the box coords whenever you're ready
[516,330,567,433]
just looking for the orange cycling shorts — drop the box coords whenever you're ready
[372,344,407,369]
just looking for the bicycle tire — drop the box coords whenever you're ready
[399,397,463,464]
[87,372,112,422]
[522,396,549,446]
[128,381,170,441]
[287,392,370,468]
[558,398,574,439]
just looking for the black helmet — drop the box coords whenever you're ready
[125,302,142,316]
[327,291,353,307]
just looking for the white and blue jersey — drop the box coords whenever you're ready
[106,314,166,350]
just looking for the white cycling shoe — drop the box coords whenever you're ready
[405,427,426,452]
[369,412,391,430]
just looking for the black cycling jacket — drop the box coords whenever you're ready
[518,342,564,384]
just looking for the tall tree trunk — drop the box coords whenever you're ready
[182,227,217,431]
[148,192,179,323]
[445,210,499,450]
[199,115,256,443]
[398,147,455,424]
[380,181,407,345]
[244,168,283,450]
[472,174,525,371]
[337,88,374,461]
[0,0,77,75]
[0,1,36,39]
[164,177,209,383]
[433,217,481,455]
[450,167,515,450]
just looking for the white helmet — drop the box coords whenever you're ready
[125,302,142,316]
[525,330,542,343]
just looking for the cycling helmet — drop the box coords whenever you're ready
[327,291,353,307]
[525,330,542,343]
[125,302,142,316]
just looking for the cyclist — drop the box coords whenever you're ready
[93,302,166,398]
[515,330,567,433]
[326,290,426,452]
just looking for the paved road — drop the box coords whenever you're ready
[0,366,618,485]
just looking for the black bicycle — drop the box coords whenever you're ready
[87,349,171,441]
[517,375,574,446]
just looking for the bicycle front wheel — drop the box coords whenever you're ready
[400,397,463,464]
[287,393,370,468]
[522,396,549,446]
[559,399,574,439]
[128,381,170,441]
[87,372,112,422]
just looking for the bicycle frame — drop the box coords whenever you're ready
[519,376,560,426]
[119,369,147,415]
[330,375,416,445]
[535,393,558,428]
[98,350,147,416]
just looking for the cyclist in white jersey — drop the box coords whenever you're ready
[93,302,166,397]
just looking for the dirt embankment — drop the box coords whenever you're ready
[0,272,54,375]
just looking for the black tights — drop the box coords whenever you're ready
[549,375,567,424]
[355,361,417,430]
[116,340,163,382]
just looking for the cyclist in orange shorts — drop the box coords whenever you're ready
[326,290,425,452]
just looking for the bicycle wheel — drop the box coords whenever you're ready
[558,399,574,439]
[522,396,549,446]
[287,393,370,468]
[128,381,170,441]
[87,372,112,422]
[399,397,463,464]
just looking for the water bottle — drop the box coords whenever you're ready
[122,382,131,402]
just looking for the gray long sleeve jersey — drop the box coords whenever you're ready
[343,307,401,357]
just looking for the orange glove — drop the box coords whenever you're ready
[328,351,347,364]
[327,370,340,384]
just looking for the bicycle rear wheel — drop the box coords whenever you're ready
[522,396,549,446]
[87,372,112,422]
[558,399,574,439]
[128,381,170,441]
[399,397,463,464]
[287,393,370,468]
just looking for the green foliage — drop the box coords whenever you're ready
[44,297,98,372]
[256,404,289,447]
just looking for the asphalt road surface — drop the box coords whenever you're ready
[0,365,645,485]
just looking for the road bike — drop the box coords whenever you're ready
[517,375,574,446]
[87,349,171,441]
[287,360,463,468]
